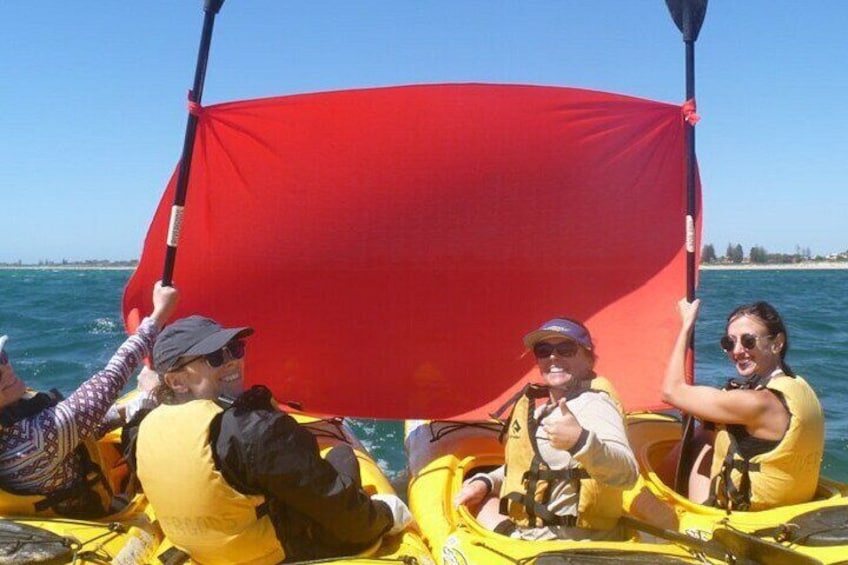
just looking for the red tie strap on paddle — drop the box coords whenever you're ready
[682,98,700,125]
[188,91,204,117]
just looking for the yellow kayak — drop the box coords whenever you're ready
[625,412,848,565]
[0,395,432,565]
[405,419,719,565]
[0,425,162,565]
[152,412,434,565]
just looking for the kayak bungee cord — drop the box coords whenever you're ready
[300,418,353,443]
[470,539,711,565]
[0,518,145,565]
[287,556,421,564]
[425,420,504,442]
[70,522,130,564]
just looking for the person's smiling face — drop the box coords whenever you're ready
[534,337,594,390]
[166,343,247,400]
[724,314,783,378]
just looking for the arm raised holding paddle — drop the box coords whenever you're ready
[662,297,824,510]
[0,280,179,519]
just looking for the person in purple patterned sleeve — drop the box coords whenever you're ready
[0,281,179,518]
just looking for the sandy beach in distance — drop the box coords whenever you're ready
[700,262,848,271]
[0,265,135,271]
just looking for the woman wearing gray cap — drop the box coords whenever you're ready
[0,281,178,518]
[454,317,637,541]
[123,315,411,565]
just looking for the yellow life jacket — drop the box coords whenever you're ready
[137,400,285,565]
[709,374,824,511]
[498,382,623,531]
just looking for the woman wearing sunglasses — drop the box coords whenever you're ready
[454,318,637,541]
[663,298,824,511]
[0,281,179,518]
[123,315,411,565]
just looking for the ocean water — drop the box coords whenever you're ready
[1,268,846,487]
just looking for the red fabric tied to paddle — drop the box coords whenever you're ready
[123,84,701,420]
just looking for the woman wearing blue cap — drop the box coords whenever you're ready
[454,317,637,541]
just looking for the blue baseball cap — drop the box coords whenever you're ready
[523,318,593,350]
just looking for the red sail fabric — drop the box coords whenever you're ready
[123,84,701,420]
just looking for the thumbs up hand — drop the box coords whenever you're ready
[543,398,584,451]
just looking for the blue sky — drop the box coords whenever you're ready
[2,1,846,263]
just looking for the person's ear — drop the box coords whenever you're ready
[163,371,190,393]
[772,334,785,354]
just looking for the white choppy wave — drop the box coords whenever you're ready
[356,421,378,451]
[89,317,118,335]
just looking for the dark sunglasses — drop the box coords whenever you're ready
[720,333,772,352]
[0,351,8,366]
[174,340,247,371]
[533,341,580,359]
[204,340,247,368]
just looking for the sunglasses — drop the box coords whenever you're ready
[720,333,772,352]
[174,340,247,371]
[533,341,580,359]
[0,351,8,366]
[204,340,247,368]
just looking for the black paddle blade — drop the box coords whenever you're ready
[712,527,824,565]
[204,0,225,14]
[665,0,708,42]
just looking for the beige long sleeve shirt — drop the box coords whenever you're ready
[484,389,637,540]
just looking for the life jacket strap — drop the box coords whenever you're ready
[33,444,114,518]
[500,491,578,528]
[707,433,761,512]
[529,468,590,482]
[492,383,550,443]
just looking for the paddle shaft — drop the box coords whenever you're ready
[621,516,822,565]
[619,516,736,563]
[673,0,705,496]
[162,0,225,286]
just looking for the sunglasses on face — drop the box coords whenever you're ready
[204,340,247,368]
[533,341,580,359]
[720,333,772,352]
[174,340,247,371]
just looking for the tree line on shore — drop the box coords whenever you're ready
[4,249,847,268]
[0,259,139,268]
[701,244,848,265]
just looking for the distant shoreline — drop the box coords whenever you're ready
[700,262,848,271]
[2,262,847,272]
[0,265,135,271]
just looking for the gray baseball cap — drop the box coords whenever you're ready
[153,316,253,373]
